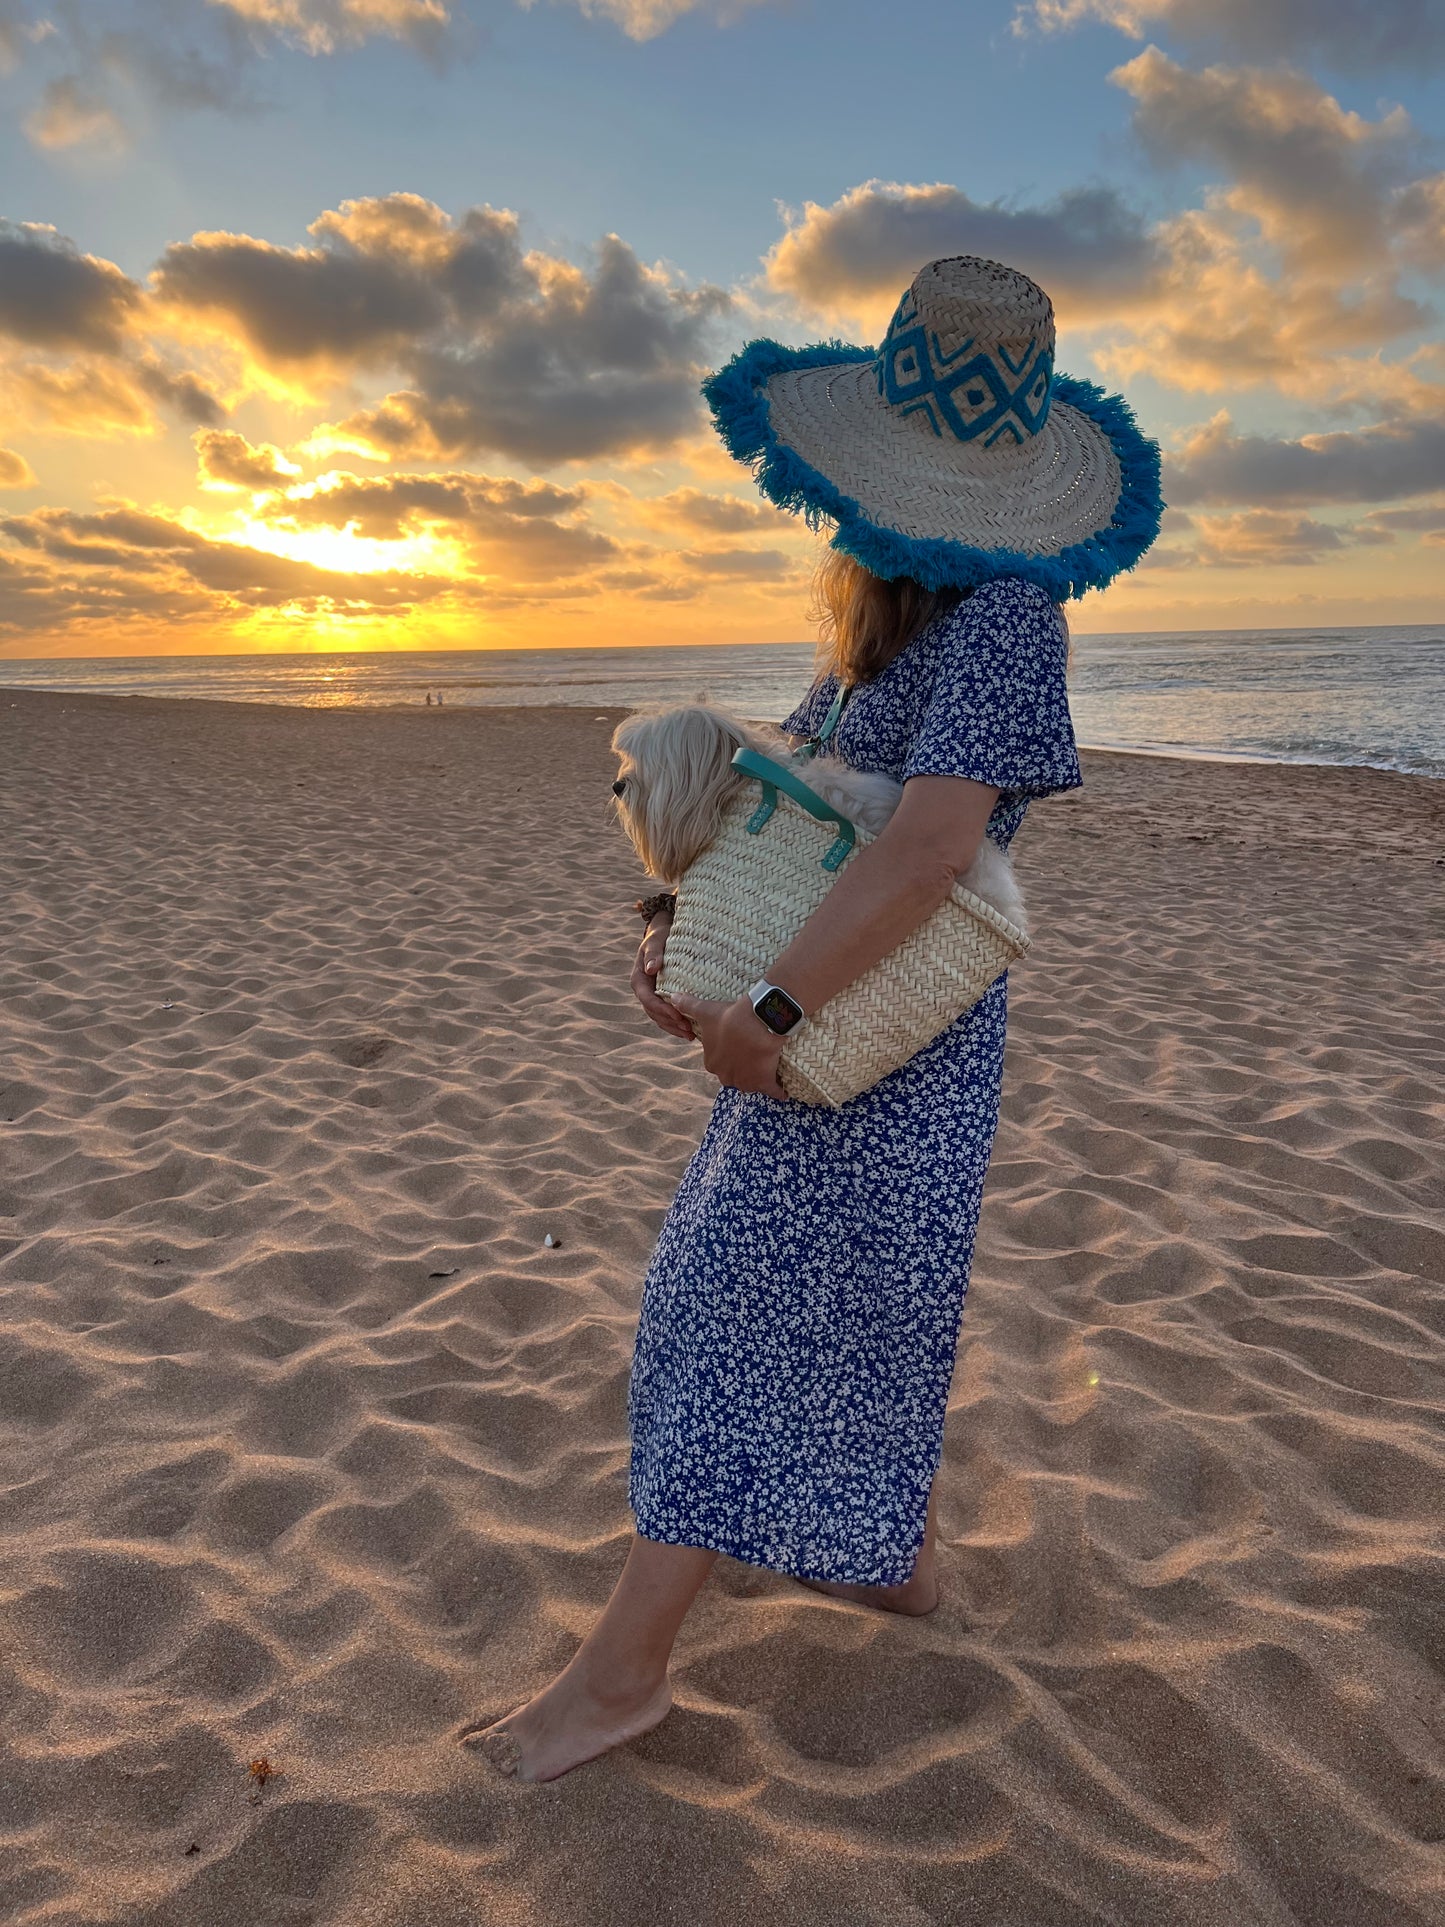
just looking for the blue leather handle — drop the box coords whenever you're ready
[794,681,851,761]
[731,746,857,872]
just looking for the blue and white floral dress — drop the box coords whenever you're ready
[627,576,1083,1585]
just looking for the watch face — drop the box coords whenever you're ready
[755,986,802,1034]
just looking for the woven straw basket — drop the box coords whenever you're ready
[656,784,1029,1107]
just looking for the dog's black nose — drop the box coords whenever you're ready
[611,777,627,796]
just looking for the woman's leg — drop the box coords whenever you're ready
[468,1534,717,1783]
[797,1484,940,1616]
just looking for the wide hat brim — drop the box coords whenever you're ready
[702,337,1164,600]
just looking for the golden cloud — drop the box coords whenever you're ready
[264,467,623,580]
[3,358,160,437]
[757,57,1442,420]
[630,486,781,536]
[0,448,37,490]
[1112,49,1425,280]
[1188,508,1392,566]
[207,0,450,54]
[516,0,775,42]
[154,197,730,464]
[764,180,1165,330]
[22,77,127,152]
[0,500,457,641]
[195,429,302,492]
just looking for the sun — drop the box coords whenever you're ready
[226,513,462,580]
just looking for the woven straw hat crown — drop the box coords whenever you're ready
[703,251,1164,598]
[879,258,1056,451]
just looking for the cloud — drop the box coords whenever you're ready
[357,234,728,466]
[4,6,287,154]
[134,360,226,426]
[0,449,37,489]
[0,225,221,438]
[195,428,301,490]
[7,197,728,472]
[1168,410,1445,505]
[633,486,778,535]
[267,468,621,577]
[0,502,451,637]
[206,0,451,55]
[3,359,161,436]
[2,351,223,438]
[1361,500,1445,532]
[0,222,142,353]
[22,75,128,150]
[151,198,481,366]
[157,197,729,466]
[519,0,774,42]
[757,74,1444,407]
[1188,508,1391,565]
[1079,53,1445,398]
[156,196,732,465]
[764,180,1163,324]
[1111,48,1435,279]
[0,5,25,73]
[3,0,460,162]
[673,545,796,579]
[1016,0,1445,69]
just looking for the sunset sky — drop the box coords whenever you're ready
[2,0,1443,656]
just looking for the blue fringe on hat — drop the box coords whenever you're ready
[702,337,1165,601]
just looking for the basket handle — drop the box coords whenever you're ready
[731,747,857,872]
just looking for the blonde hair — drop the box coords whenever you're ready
[809,548,967,687]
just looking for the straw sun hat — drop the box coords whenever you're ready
[704,255,1164,599]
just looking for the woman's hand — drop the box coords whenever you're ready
[631,915,695,1041]
[667,992,789,1100]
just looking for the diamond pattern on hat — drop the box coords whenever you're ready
[875,283,1055,449]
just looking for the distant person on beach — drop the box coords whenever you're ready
[474,257,1163,1783]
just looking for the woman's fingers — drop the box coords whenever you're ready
[630,957,694,1039]
[631,921,692,1039]
[667,992,790,1097]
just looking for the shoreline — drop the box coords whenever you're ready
[6,683,1444,787]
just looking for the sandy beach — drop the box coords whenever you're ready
[1,686,1442,1927]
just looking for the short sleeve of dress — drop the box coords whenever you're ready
[902,578,1082,801]
[781,679,827,739]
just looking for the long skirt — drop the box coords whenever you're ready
[627,976,1008,1585]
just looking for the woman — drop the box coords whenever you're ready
[476,256,1162,1783]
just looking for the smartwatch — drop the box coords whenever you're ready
[748,978,807,1036]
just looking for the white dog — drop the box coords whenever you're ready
[610,703,1028,936]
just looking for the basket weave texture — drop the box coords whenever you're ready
[656,787,1029,1107]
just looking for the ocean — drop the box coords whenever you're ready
[3,623,1442,780]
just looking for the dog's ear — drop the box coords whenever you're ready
[679,707,748,789]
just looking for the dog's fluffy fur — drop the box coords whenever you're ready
[611,703,1027,936]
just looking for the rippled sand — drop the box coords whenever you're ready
[2,688,1442,1926]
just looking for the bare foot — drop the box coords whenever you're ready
[796,1561,940,1616]
[796,1504,941,1615]
[464,1657,674,1784]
